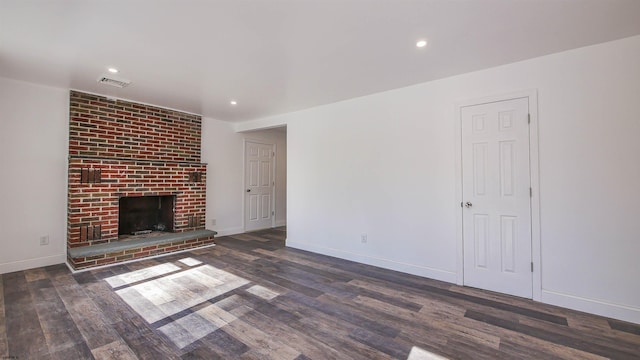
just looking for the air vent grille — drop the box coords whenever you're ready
[97,75,131,88]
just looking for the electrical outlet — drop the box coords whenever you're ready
[39,235,49,246]
[211,219,217,226]
[361,234,367,243]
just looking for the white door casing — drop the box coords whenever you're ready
[244,141,275,232]
[461,96,533,298]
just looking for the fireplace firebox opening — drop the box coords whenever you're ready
[118,195,175,239]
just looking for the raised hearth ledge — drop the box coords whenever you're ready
[68,229,217,258]
[68,154,208,166]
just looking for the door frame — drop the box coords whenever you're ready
[242,139,277,232]
[454,89,541,301]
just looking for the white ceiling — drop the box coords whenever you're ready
[2,0,640,122]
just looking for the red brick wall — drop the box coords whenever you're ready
[67,158,207,248]
[68,236,216,270]
[69,91,201,163]
[67,91,211,269]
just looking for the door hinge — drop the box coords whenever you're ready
[460,202,463,208]
[530,187,532,197]
[272,211,275,216]
[531,262,534,272]
[527,113,531,124]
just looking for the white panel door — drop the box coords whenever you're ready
[245,141,274,231]
[462,97,532,298]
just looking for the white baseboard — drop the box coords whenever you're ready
[209,224,284,237]
[286,240,457,284]
[212,226,245,237]
[0,253,66,274]
[541,289,640,324]
[284,240,640,324]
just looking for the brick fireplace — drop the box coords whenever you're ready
[67,91,215,270]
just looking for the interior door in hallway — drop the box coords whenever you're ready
[461,97,532,298]
[245,141,274,231]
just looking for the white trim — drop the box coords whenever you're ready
[0,254,66,274]
[287,240,457,284]
[528,91,542,302]
[213,227,245,237]
[454,89,541,300]
[271,143,277,228]
[241,139,247,232]
[454,102,464,286]
[66,244,216,273]
[243,139,277,232]
[541,289,640,324]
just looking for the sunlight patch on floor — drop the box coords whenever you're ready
[104,263,181,287]
[115,264,249,323]
[246,284,279,300]
[105,258,289,349]
[158,303,237,348]
[407,346,449,360]
[178,257,203,267]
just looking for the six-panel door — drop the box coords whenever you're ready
[461,97,533,298]
[245,141,274,231]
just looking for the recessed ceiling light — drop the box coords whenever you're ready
[416,39,427,48]
[230,100,238,106]
[108,67,119,73]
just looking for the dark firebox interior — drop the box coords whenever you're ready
[118,195,175,236]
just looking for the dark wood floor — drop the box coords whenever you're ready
[1,227,639,359]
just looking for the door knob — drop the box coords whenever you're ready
[246,189,251,192]
[465,202,473,208]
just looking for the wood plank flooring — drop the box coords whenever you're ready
[2,227,639,359]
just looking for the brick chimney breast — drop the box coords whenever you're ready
[67,91,214,270]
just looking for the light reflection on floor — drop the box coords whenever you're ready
[105,263,181,287]
[106,257,280,349]
[407,346,450,360]
[158,303,237,348]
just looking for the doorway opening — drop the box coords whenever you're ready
[241,126,287,233]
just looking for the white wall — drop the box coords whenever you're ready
[0,77,68,273]
[239,35,640,323]
[0,78,287,274]
[201,119,286,236]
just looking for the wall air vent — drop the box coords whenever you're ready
[97,75,131,88]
